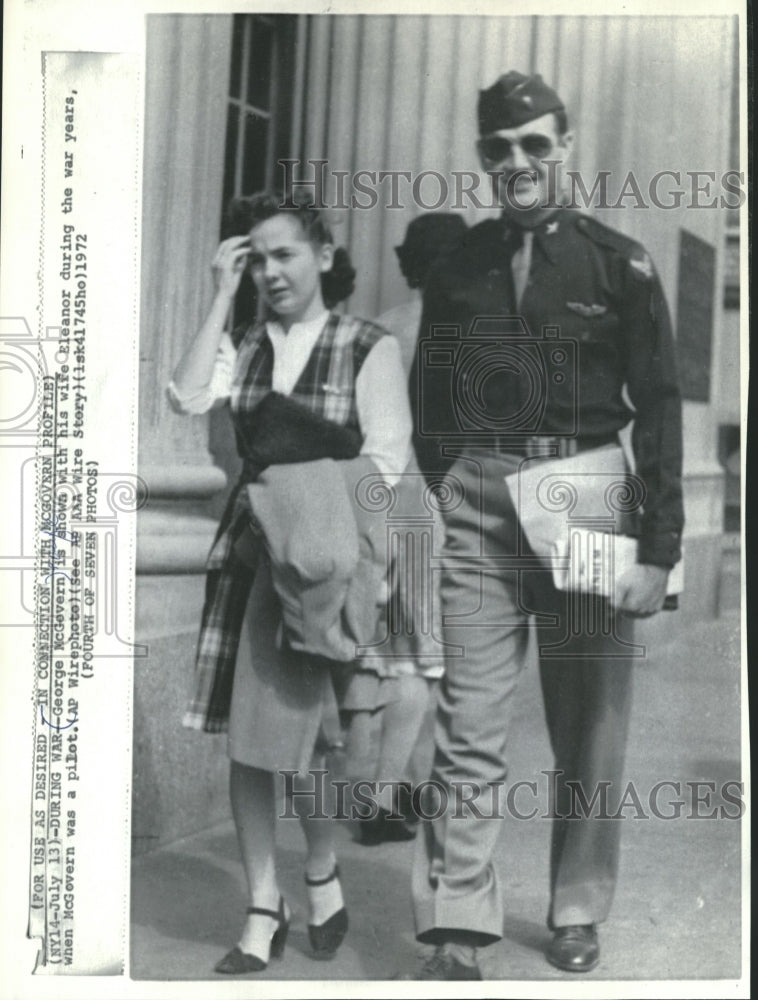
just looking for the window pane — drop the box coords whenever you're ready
[241,112,268,195]
[229,15,246,99]
[247,18,274,110]
[221,103,240,212]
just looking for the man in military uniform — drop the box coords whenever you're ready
[408,72,683,980]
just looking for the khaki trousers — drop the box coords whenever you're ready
[412,450,636,945]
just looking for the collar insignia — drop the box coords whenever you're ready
[629,253,653,279]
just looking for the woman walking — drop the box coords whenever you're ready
[170,193,412,974]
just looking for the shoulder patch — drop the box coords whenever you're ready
[574,215,653,279]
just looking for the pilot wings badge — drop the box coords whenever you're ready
[566,302,608,318]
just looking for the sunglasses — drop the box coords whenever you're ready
[479,134,556,165]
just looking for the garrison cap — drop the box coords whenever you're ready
[395,213,468,271]
[478,71,564,134]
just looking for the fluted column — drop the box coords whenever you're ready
[137,14,233,573]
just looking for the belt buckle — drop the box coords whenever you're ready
[524,434,579,458]
[524,435,554,458]
[557,438,578,459]
[523,436,578,459]
[524,436,541,458]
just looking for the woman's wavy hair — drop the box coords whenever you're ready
[223,192,356,309]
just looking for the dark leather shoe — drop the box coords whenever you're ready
[355,811,387,846]
[414,945,483,980]
[215,897,289,974]
[355,809,417,845]
[546,924,599,972]
[305,865,348,959]
[381,817,417,842]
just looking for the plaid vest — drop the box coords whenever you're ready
[232,312,382,441]
[184,311,386,733]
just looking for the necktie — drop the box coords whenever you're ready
[503,225,533,309]
[512,230,534,308]
[501,225,524,308]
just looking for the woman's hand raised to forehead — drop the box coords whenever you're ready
[172,235,251,399]
[212,236,252,299]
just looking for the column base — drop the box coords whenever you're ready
[136,462,227,574]
[133,574,230,854]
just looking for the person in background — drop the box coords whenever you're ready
[379,213,469,376]
[338,213,468,846]
[169,192,413,975]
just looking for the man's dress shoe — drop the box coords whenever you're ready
[403,945,482,980]
[545,923,599,972]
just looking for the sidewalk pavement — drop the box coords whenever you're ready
[130,608,744,985]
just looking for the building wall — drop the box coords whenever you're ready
[134,14,234,854]
[133,14,739,851]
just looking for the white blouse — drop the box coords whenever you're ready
[168,311,413,483]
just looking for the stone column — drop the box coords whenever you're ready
[137,14,233,571]
[133,14,234,852]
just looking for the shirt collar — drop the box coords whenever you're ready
[501,208,563,265]
[265,309,330,344]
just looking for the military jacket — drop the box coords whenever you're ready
[410,208,684,568]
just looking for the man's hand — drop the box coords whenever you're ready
[613,564,670,617]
